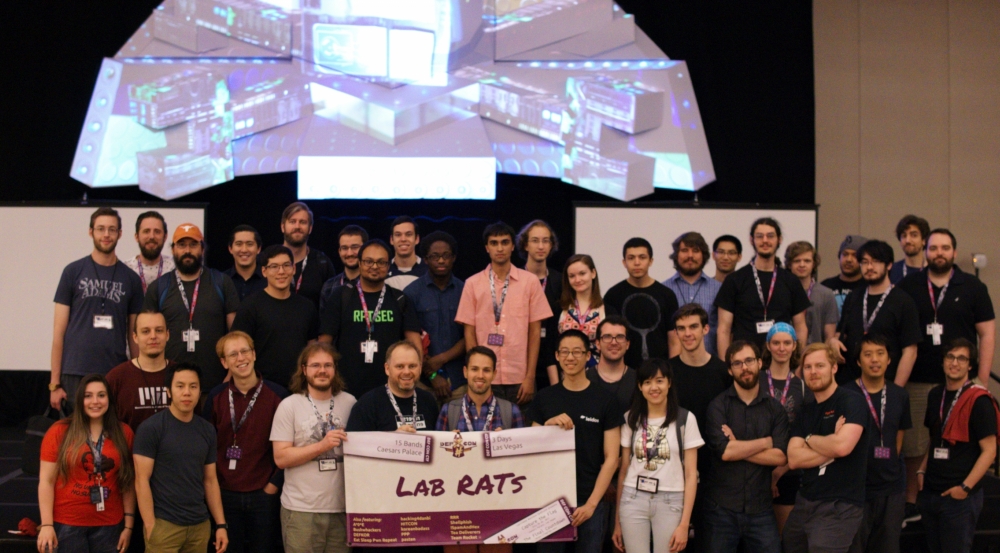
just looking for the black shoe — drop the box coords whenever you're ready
[902,502,921,528]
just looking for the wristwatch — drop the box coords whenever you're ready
[48,382,62,392]
[960,483,972,493]
[804,434,813,448]
[216,523,228,530]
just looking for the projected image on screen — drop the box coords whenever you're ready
[71,0,714,201]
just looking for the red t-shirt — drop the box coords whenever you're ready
[40,420,134,526]
[106,360,173,430]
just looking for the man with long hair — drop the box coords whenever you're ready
[663,232,721,355]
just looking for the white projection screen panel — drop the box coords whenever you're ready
[574,203,818,285]
[0,203,206,371]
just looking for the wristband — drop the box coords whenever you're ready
[429,371,438,380]
[124,527,133,531]
[123,513,135,518]
[960,483,972,493]
[917,470,926,475]
[216,523,228,530]
[38,524,53,529]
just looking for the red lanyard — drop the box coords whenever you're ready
[926,270,953,323]
[175,270,201,325]
[751,261,778,320]
[136,256,163,293]
[294,253,309,293]
[856,380,886,445]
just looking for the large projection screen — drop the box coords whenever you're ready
[0,203,206,371]
[574,203,818,286]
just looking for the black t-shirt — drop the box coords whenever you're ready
[231,291,318,387]
[586,367,637,420]
[759,369,814,426]
[290,248,337,308]
[603,280,679,368]
[345,387,440,432]
[923,386,999,493]
[143,269,240,393]
[669,355,731,476]
[820,275,867,316]
[792,386,869,505]
[835,287,922,384]
[896,269,996,384]
[319,283,421,397]
[715,265,810,350]
[843,381,912,497]
[531,382,621,504]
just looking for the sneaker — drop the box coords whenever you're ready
[902,502,921,528]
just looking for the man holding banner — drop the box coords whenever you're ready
[437,346,525,432]
[347,341,440,433]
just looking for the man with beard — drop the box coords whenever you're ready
[715,218,809,357]
[279,202,336,308]
[385,216,428,291]
[403,231,467,402]
[319,239,422,397]
[663,232,721,355]
[50,207,144,409]
[346,341,440,432]
[124,211,175,293]
[712,235,743,284]
[703,340,788,553]
[271,343,356,553]
[784,343,869,553]
[143,223,240,394]
[233,245,319,387]
[828,240,921,385]
[896,228,994,522]
[436,346,524,431]
[821,235,869,316]
[889,215,930,284]
[225,225,266,301]
[320,225,369,311]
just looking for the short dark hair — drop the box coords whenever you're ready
[132,309,165,334]
[670,232,709,271]
[261,244,294,266]
[725,340,761,366]
[165,362,202,389]
[673,303,709,327]
[465,346,497,368]
[857,239,894,266]
[857,334,890,362]
[750,217,782,239]
[90,207,122,230]
[390,215,420,237]
[359,239,391,261]
[338,225,369,243]
[713,235,743,255]
[895,215,930,241]
[557,329,591,349]
[946,337,978,368]
[135,211,167,234]
[622,237,653,258]
[515,220,559,259]
[421,230,457,257]
[228,224,262,247]
[482,221,516,245]
[596,315,629,339]
[928,228,957,250]
[282,202,313,226]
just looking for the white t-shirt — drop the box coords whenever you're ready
[270,391,357,513]
[620,411,703,492]
[124,255,175,289]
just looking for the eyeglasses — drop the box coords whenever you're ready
[92,226,119,235]
[753,233,777,241]
[714,249,739,257]
[225,348,253,360]
[361,259,389,268]
[599,334,627,343]
[265,262,294,272]
[557,349,588,358]
[305,362,335,370]
[528,237,552,245]
[945,353,971,364]
[427,253,454,262]
[338,244,361,252]
[730,357,759,369]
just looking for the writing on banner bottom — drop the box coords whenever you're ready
[348,499,576,547]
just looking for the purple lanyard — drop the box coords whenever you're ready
[751,261,778,320]
[767,370,791,406]
[861,286,891,334]
[357,285,387,337]
[856,380,886,446]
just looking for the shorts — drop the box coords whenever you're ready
[902,382,936,458]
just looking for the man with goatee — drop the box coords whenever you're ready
[143,223,239,394]
[124,211,175,293]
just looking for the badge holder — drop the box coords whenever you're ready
[487,333,505,346]
[90,485,108,512]
[182,328,200,352]
[756,320,775,334]
[226,446,242,470]
[874,446,891,459]
[637,476,659,493]
[93,315,114,329]
[927,323,944,346]
[933,447,949,460]
[361,340,378,363]
[319,458,337,471]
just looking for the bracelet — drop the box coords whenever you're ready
[917,470,926,475]
[38,524,53,529]
[123,513,135,518]
[124,527,133,531]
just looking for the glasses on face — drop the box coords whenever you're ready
[225,348,253,361]
[361,259,389,268]
[714,249,738,257]
[730,357,759,369]
[754,233,777,241]
[557,349,588,358]
[427,253,454,262]
[528,237,552,245]
[306,362,335,371]
[338,244,361,252]
[265,262,294,272]
[93,226,119,235]
[945,353,971,364]
[600,334,627,343]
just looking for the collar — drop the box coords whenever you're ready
[421,272,459,289]
[923,266,970,285]
[484,264,521,281]
[228,373,263,395]
[726,384,767,405]
[463,392,495,408]
[669,271,708,284]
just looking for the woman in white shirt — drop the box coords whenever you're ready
[612,359,702,553]
[548,254,605,384]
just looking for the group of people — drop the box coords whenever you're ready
[38,204,998,553]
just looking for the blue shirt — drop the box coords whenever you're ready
[403,273,466,385]
[663,271,721,355]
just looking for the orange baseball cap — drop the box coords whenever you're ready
[172,223,204,243]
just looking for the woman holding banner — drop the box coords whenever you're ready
[612,359,702,553]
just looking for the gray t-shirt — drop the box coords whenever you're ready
[806,283,839,345]
[269,391,357,513]
[54,256,144,376]
[134,409,217,526]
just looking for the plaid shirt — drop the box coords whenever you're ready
[664,271,721,354]
[435,394,525,431]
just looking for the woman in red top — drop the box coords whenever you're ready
[38,374,136,553]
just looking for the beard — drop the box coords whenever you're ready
[928,257,954,275]
[284,232,308,248]
[93,237,116,255]
[735,370,760,390]
[842,264,861,278]
[139,241,164,261]
[678,262,703,277]
[756,250,774,260]
[306,375,331,392]
[176,254,203,276]
[864,269,888,285]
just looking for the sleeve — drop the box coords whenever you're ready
[123,424,134,449]
[602,395,621,430]
[703,397,729,459]
[454,279,478,326]
[771,402,790,452]
[603,288,620,316]
[714,274,738,312]
[821,290,839,326]
[620,421,633,448]
[142,280,159,312]
[529,391,548,426]
[897,294,923,348]
[127,271,145,314]
[345,398,375,432]
[53,264,76,305]
[39,423,65,462]
[836,293,851,335]
[202,389,217,422]
[319,286,344,338]
[400,292,422,334]
[843,392,869,427]
[969,395,998,442]
[230,300,255,335]
[790,410,806,439]
[269,400,295,442]
[435,403,449,431]
[221,274,240,314]
[973,282,996,323]
[307,303,319,340]
[899,388,913,431]
[787,272,811,315]
[204,423,217,465]
[133,418,159,459]
[683,411,705,449]
[527,278,554,322]
[924,388,937,429]
[661,287,679,331]
[424,391,441,424]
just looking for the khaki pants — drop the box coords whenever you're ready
[280,507,348,553]
[145,518,210,553]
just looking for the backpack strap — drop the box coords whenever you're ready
[156,272,174,311]
[206,268,225,304]
[446,398,464,431]
[497,398,513,429]
[676,407,688,472]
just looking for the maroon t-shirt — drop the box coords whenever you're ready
[106,359,174,430]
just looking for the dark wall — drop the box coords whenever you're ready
[3,0,814,278]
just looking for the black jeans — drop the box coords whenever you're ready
[917,488,984,553]
[220,488,281,553]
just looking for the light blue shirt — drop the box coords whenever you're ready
[663,271,721,355]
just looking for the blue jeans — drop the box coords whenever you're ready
[221,488,281,553]
[537,500,610,553]
[917,488,984,553]
[53,522,122,553]
[702,500,780,553]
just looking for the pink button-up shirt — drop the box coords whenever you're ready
[455,264,553,385]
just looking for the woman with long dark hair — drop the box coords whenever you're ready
[548,254,605,384]
[38,374,135,553]
[612,359,702,553]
